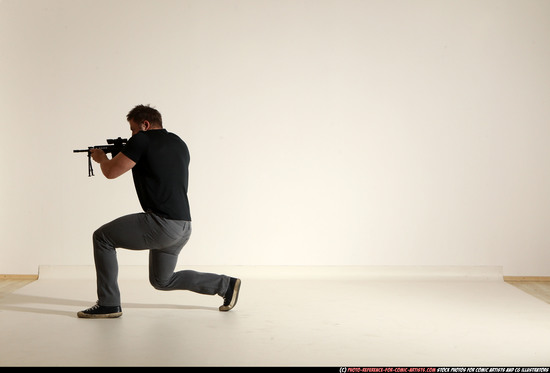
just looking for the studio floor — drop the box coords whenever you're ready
[1,265,549,367]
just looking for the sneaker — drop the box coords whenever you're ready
[77,302,122,319]
[219,277,241,312]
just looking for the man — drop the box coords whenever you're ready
[78,104,241,318]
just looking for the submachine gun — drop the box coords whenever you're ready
[73,137,127,176]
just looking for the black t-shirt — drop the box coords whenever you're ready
[121,129,191,221]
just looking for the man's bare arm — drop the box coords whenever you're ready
[90,149,136,179]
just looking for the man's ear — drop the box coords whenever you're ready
[141,120,151,131]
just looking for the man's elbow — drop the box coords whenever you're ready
[103,170,119,179]
[101,163,121,179]
[100,154,135,179]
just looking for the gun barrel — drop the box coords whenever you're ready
[94,145,114,151]
[73,137,126,177]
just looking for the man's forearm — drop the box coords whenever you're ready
[99,159,116,179]
[90,149,136,179]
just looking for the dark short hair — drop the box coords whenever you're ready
[127,105,163,127]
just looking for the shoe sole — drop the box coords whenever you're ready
[77,311,122,319]
[219,278,241,312]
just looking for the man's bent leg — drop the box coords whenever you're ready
[93,213,153,306]
[147,220,231,296]
[90,214,239,312]
[150,252,230,296]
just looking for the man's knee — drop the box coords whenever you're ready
[92,226,116,254]
[149,275,171,291]
[92,228,102,243]
[92,227,107,245]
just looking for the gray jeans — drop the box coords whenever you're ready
[92,212,230,306]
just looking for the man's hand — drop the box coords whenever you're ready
[89,148,136,179]
[89,148,109,164]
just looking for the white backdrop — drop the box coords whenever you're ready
[1,0,549,275]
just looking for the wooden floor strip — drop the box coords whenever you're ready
[0,274,39,280]
[503,276,550,282]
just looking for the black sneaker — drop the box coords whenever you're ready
[77,302,122,319]
[219,277,241,312]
